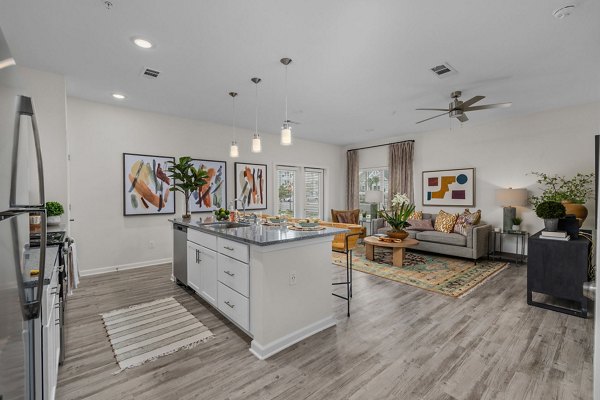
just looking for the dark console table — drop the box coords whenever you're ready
[527,231,591,318]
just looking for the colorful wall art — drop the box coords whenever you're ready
[422,168,475,207]
[123,153,175,215]
[190,159,227,213]
[234,162,267,210]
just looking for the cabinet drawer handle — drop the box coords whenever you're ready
[55,319,60,325]
[223,246,235,251]
[224,300,235,309]
[224,270,235,277]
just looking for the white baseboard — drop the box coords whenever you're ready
[249,315,336,360]
[80,258,172,277]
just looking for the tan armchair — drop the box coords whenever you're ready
[331,209,366,237]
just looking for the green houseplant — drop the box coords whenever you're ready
[511,217,523,231]
[535,201,566,232]
[45,201,64,226]
[529,171,594,227]
[378,193,415,240]
[166,156,209,219]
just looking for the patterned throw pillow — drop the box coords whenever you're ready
[453,209,482,236]
[409,210,423,220]
[434,210,459,233]
[406,219,434,231]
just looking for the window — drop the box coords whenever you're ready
[276,166,325,219]
[359,167,389,209]
[276,167,297,217]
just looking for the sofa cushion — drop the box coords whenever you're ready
[406,218,434,231]
[434,210,459,233]
[416,231,467,247]
[454,209,482,236]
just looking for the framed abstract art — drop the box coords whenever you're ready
[189,159,227,213]
[422,168,475,207]
[234,162,267,210]
[123,153,175,215]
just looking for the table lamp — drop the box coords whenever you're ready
[496,188,528,231]
[365,190,384,215]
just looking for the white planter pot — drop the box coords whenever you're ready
[512,224,520,231]
[47,215,61,226]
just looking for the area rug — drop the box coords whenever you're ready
[332,245,508,298]
[101,297,214,370]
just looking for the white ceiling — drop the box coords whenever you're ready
[1,0,599,145]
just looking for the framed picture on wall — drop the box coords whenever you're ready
[234,162,267,210]
[189,159,227,213]
[123,153,175,216]
[422,168,475,207]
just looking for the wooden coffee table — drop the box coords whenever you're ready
[363,236,419,267]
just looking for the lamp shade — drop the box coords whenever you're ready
[365,190,384,204]
[495,188,528,207]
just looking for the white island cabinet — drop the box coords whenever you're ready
[173,219,347,360]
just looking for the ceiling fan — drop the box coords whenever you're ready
[416,91,512,124]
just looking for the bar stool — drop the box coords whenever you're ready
[331,226,362,317]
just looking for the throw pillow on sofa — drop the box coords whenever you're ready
[453,209,482,236]
[406,218,434,231]
[434,210,459,233]
[409,210,423,220]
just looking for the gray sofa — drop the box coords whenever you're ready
[375,213,491,261]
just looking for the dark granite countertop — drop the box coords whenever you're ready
[170,218,347,246]
[23,245,59,288]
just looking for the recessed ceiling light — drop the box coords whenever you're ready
[133,38,153,49]
[112,93,126,100]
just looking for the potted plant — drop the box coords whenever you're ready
[535,201,566,232]
[511,217,523,231]
[529,171,594,226]
[378,193,415,240]
[166,156,209,219]
[45,201,64,226]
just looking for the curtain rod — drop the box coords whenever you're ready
[347,139,414,153]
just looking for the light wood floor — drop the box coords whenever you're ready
[57,259,593,400]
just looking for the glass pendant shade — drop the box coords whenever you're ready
[251,134,262,153]
[281,125,292,145]
[230,141,239,158]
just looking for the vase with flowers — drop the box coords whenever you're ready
[378,193,415,240]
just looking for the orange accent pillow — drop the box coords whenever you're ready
[434,210,459,233]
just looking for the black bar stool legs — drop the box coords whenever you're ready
[333,232,359,317]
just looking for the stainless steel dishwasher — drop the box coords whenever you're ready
[173,224,188,286]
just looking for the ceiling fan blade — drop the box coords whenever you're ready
[286,120,301,125]
[460,95,485,109]
[464,102,512,111]
[456,114,469,123]
[416,112,449,124]
[416,108,449,111]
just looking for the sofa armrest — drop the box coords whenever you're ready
[471,224,492,259]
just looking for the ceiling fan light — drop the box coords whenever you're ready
[252,134,262,153]
[281,125,292,146]
[230,141,239,158]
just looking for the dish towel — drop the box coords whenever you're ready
[68,240,80,295]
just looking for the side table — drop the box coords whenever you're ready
[488,230,528,265]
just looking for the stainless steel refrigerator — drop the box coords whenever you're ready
[0,26,47,400]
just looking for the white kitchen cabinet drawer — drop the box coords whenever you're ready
[188,229,217,250]
[217,237,249,263]
[218,253,249,297]
[218,282,249,331]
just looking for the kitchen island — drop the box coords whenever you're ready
[170,218,347,360]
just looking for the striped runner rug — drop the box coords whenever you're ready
[101,297,215,370]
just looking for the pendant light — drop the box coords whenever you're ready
[228,92,239,158]
[280,57,293,146]
[251,77,262,153]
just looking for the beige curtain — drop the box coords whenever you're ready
[346,150,359,209]
[388,141,414,204]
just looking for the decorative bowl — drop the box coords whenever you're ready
[298,222,319,228]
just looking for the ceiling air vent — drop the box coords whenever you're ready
[430,63,457,78]
[142,68,160,79]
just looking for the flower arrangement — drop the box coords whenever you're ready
[378,193,415,232]
[528,171,594,207]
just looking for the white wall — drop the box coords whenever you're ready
[66,97,345,274]
[349,102,600,237]
[20,67,69,225]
